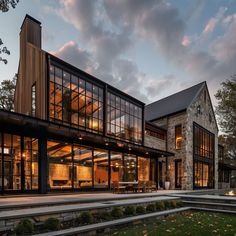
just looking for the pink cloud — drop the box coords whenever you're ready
[181,35,191,47]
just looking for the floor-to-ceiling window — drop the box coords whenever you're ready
[24,137,38,190]
[110,152,123,183]
[49,64,104,133]
[193,123,214,188]
[138,157,150,181]
[73,145,93,189]
[124,154,137,181]
[107,92,143,144]
[47,141,73,190]
[94,149,108,188]
[0,133,38,192]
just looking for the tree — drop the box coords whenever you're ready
[215,75,236,159]
[0,0,20,64]
[0,0,19,12]
[0,75,16,111]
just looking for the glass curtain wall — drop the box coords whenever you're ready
[49,64,104,133]
[193,124,214,188]
[107,92,142,144]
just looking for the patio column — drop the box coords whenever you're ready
[38,138,48,194]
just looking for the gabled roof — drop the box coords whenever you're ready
[145,82,206,121]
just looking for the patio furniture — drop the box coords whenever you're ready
[133,181,145,192]
[150,181,157,191]
[112,181,126,193]
[146,181,153,192]
[119,181,138,193]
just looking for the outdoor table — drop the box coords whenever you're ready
[119,181,138,192]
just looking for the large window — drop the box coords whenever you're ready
[0,134,38,192]
[49,64,104,133]
[107,92,142,144]
[94,149,108,188]
[193,124,214,188]
[124,154,137,181]
[47,141,73,189]
[73,145,93,188]
[110,152,123,183]
[138,157,150,181]
[175,125,182,149]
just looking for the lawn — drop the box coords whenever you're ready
[105,211,236,236]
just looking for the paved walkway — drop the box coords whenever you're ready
[0,190,188,209]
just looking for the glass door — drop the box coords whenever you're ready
[175,159,182,189]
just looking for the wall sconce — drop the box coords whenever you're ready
[168,164,171,170]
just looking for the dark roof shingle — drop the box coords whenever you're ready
[145,82,205,121]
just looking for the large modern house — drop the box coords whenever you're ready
[0,15,225,194]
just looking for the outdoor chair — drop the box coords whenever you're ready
[146,181,153,192]
[151,181,157,191]
[112,181,126,194]
[133,181,145,192]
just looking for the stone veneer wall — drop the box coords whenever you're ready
[153,112,188,190]
[144,134,166,151]
[186,86,218,190]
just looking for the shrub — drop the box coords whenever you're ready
[95,210,111,221]
[170,200,177,208]
[146,203,156,212]
[156,201,165,211]
[44,217,60,231]
[136,205,146,214]
[15,219,34,235]
[79,211,93,224]
[124,205,136,216]
[176,200,184,207]
[111,207,123,218]
[164,200,172,209]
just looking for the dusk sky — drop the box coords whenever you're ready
[0,0,236,106]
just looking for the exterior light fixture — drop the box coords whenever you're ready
[78,135,83,140]
[145,152,149,155]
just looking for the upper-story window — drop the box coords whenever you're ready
[32,83,36,116]
[107,92,142,144]
[49,64,104,133]
[197,105,201,115]
[175,125,182,149]
[194,124,214,159]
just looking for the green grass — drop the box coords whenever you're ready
[104,211,236,236]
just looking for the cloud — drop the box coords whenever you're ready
[45,0,236,107]
[203,6,227,34]
[50,41,94,72]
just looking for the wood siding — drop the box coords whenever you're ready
[15,16,47,119]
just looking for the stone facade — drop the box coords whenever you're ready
[145,83,218,190]
[144,134,166,151]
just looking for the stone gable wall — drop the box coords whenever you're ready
[187,86,218,189]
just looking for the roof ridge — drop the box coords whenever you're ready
[146,81,206,107]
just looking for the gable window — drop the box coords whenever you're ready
[32,83,36,116]
[175,125,182,150]
[209,114,212,123]
[197,105,201,115]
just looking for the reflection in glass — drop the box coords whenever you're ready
[94,149,108,188]
[107,92,142,144]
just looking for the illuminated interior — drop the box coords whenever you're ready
[175,125,182,149]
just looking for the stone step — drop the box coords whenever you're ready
[0,196,179,221]
[183,200,236,211]
[0,192,178,211]
[32,207,191,236]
